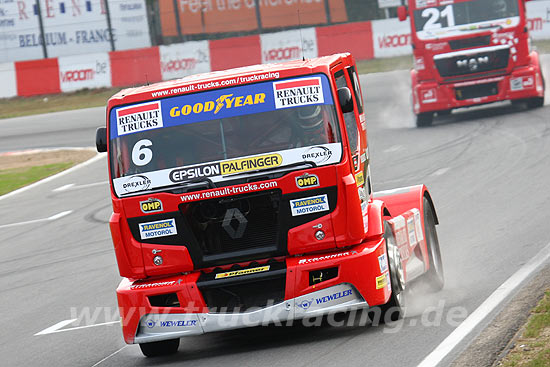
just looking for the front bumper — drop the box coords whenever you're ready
[117,238,390,344]
[414,65,544,114]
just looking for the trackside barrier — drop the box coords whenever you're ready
[4,1,550,98]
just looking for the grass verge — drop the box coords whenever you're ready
[499,290,550,367]
[0,163,73,196]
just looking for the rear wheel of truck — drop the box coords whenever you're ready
[421,197,444,292]
[526,69,545,108]
[416,112,433,127]
[378,222,406,323]
[139,338,180,357]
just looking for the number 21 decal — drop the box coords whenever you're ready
[422,5,455,30]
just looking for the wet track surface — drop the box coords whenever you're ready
[1,58,550,366]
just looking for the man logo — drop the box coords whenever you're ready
[140,198,163,213]
[295,173,319,189]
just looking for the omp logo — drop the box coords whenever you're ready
[139,219,177,239]
[295,173,319,189]
[140,198,163,213]
[378,34,411,48]
[169,93,266,117]
[220,154,281,175]
[215,266,270,279]
[161,58,197,72]
[61,69,94,82]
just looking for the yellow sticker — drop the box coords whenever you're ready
[221,154,281,175]
[376,272,388,289]
[355,171,364,187]
[215,265,270,279]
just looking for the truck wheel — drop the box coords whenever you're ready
[437,109,451,116]
[416,112,433,127]
[379,222,406,323]
[422,197,444,292]
[139,338,180,357]
[526,96,544,109]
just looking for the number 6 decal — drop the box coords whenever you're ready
[132,139,153,166]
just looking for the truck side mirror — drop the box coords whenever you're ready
[338,87,354,113]
[96,127,107,152]
[397,6,408,21]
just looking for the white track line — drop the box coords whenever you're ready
[91,346,128,367]
[0,210,72,229]
[35,320,120,336]
[0,153,104,202]
[417,241,550,367]
[53,181,107,192]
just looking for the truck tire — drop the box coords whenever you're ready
[139,338,180,357]
[421,197,444,292]
[416,112,433,127]
[527,70,546,108]
[379,222,406,323]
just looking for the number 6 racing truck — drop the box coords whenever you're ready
[397,0,545,127]
[96,53,444,357]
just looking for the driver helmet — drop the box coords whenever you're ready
[296,105,324,130]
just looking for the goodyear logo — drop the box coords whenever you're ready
[139,219,177,240]
[295,173,319,189]
[140,198,163,213]
[221,154,281,175]
[215,265,270,279]
[290,194,329,216]
[169,93,266,117]
[376,272,388,289]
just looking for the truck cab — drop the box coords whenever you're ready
[96,53,444,357]
[398,0,545,126]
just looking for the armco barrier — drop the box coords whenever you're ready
[3,1,550,99]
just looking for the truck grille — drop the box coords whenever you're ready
[434,45,509,78]
[181,190,284,265]
[448,35,491,50]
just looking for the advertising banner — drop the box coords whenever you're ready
[526,0,550,40]
[159,41,211,81]
[260,28,318,64]
[58,52,111,92]
[372,18,412,58]
[0,0,150,63]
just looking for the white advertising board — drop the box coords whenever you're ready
[0,0,150,63]
[526,0,550,40]
[260,28,318,64]
[0,62,17,98]
[378,0,401,8]
[58,52,111,92]
[372,18,412,58]
[159,41,211,81]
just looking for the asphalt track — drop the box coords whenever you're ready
[1,57,550,366]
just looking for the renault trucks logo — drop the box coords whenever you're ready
[140,198,163,213]
[139,219,177,239]
[456,56,489,72]
[302,146,333,164]
[116,101,163,136]
[273,77,324,109]
[290,194,329,216]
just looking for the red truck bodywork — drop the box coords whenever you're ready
[398,0,545,126]
[98,53,442,353]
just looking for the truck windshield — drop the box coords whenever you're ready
[109,74,342,197]
[413,0,519,39]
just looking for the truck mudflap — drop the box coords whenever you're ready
[134,283,367,344]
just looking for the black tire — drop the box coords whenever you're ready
[437,109,451,116]
[526,96,544,109]
[422,197,444,292]
[378,222,406,323]
[139,338,180,357]
[416,112,434,127]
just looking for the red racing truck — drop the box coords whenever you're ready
[96,53,444,357]
[397,0,545,126]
